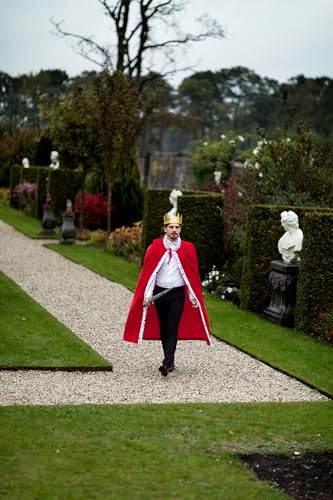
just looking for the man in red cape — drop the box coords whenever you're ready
[123,212,212,376]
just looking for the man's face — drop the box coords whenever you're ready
[165,224,181,240]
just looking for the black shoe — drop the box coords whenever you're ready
[159,364,174,376]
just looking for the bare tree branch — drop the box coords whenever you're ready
[50,0,225,84]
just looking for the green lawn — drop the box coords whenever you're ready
[0,271,110,369]
[0,200,59,238]
[0,402,332,499]
[1,207,333,499]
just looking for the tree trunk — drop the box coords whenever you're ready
[107,181,112,235]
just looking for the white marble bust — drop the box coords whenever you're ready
[22,157,30,168]
[278,210,303,264]
[49,151,60,170]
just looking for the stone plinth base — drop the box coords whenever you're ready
[263,260,299,328]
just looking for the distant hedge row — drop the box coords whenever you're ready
[10,165,83,222]
[142,188,224,278]
[241,204,333,341]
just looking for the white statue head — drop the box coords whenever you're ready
[168,188,183,216]
[278,210,303,263]
[50,151,60,170]
[280,210,299,232]
[22,157,30,168]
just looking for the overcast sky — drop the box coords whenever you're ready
[2,0,333,87]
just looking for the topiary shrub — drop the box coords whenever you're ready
[295,212,333,342]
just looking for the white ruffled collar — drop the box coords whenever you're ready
[163,234,181,251]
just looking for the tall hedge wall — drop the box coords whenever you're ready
[295,212,333,341]
[10,165,84,221]
[142,188,224,277]
[240,204,333,313]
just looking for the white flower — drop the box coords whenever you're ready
[257,140,264,147]
[227,287,233,294]
[203,141,208,146]
[237,191,243,197]
[252,147,260,156]
[221,295,225,300]
[238,135,245,142]
[220,134,226,139]
[255,162,260,170]
[201,280,208,287]
[258,172,263,178]
[229,139,235,145]
[244,159,252,169]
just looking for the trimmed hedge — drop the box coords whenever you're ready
[295,212,333,341]
[142,188,224,277]
[240,204,333,313]
[10,165,83,222]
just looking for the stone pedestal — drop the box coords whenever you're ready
[263,260,299,327]
[60,214,76,245]
[40,206,56,236]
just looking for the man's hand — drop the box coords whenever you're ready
[191,299,199,308]
[143,297,151,307]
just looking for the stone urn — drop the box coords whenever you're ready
[60,199,76,245]
[40,193,56,236]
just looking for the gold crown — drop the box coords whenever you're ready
[163,213,182,225]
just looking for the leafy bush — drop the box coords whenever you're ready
[107,222,142,264]
[190,133,250,188]
[88,229,107,248]
[310,307,333,344]
[0,187,9,201]
[238,124,333,207]
[12,181,37,215]
[202,265,241,306]
[75,192,108,229]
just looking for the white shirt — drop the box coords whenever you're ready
[145,235,194,300]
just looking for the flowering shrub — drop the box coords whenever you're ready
[238,125,333,207]
[107,221,142,263]
[88,229,107,248]
[202,265,240,306]
[190,133,251,188]
[75,192,108,229]
[12,181,37,215]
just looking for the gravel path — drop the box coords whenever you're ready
[0,220,327,405]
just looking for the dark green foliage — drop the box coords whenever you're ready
[142,188,224,277]
[112,155,143,229]
[10,165,83,222]
[142,189,173,249]
[240,205,333,314]
[295,213,333,342]
[179,194,224,277]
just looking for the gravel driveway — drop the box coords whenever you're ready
[0,220,327,405]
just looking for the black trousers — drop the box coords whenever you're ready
[154,285,185,369]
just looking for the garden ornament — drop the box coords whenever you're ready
[278,210,303,264]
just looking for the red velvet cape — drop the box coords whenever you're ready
[123,238,211,344]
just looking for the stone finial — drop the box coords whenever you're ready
[167,188,183,217]
[278,210,303,264]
